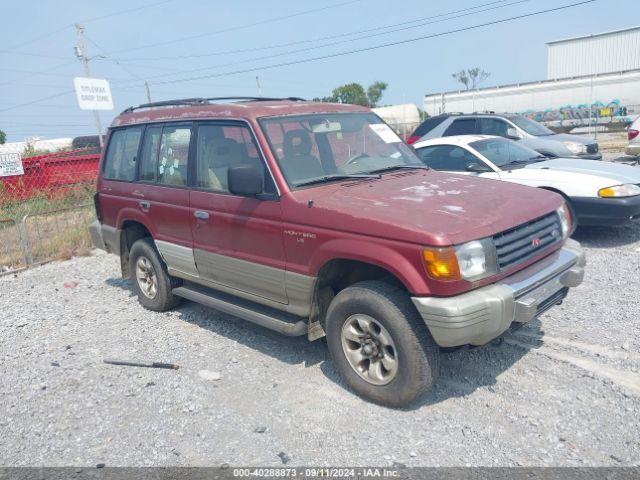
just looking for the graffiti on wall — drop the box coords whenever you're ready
[522,99,635,127]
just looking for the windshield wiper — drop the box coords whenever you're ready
[369,164,430,174]
[294,173,381,187]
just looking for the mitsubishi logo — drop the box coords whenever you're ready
[532,238,541,247]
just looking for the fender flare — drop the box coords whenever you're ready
[308,238,429,295]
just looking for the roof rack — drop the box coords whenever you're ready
[121,96,307,114]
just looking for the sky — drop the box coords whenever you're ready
[0,0,632,142]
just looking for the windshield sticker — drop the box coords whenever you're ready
[369,124,401,144]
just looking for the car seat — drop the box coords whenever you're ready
[281,129,324,184]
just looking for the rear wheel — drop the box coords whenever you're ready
[325,281,440,408]
[129,238,182,312]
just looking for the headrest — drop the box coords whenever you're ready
[283,129,312,157]
[207,138,242,167]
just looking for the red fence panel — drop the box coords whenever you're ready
[0,148,101,204]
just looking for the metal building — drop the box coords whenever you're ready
[547,26,640,79]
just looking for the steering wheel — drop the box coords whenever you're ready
[345,153,370,166]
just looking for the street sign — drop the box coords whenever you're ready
[0,153,24,177]
[73,77,114,110]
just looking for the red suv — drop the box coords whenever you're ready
[90,97,585,407]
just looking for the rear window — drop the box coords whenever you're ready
[411,115,449,137]
[103,127,143,181]
[443,118,477,136]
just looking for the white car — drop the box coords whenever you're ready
[413,135,640,226]
[628,115,640,157]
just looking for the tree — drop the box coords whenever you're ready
[314,81,388,107]
[452,68,490,90]
[366,81,388,108]
[0,130,5,145]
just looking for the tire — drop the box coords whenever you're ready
[129,238,182,312]
[325,280,440,408]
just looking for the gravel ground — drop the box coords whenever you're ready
[1,224,639,467]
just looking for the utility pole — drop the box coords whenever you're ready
[256,76,262,96]
[144,81,152,103]
[74,24,104,147]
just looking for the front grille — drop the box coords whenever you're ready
[586,143,599,154]
[493,212,562,271]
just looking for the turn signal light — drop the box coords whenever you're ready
[422,247,461,281]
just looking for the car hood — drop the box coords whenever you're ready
[525,158,640,184]
[544,133,597,146]
[284,170,562,246]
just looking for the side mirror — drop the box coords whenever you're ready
[228,165,263,197]
[466,162,491,173]
[506,127,522,140]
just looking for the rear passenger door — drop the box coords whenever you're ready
[135,123,197,276]
[190,121,287,304]
[443,118,478,136]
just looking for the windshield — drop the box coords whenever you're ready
[470,138,544,168]
[259,113,423,187]
[507,115,554,136]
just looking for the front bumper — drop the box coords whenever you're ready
[572,195,640,226]
[411,239,585,347]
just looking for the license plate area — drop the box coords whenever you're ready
[514,274,566,323]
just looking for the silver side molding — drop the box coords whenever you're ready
[155,240,199,277]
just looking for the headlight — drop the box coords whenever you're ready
[598,184,640,198]
[423,238,496,282]
[556,204,572,239]
[563,141,587,155]
[455,238,497,280]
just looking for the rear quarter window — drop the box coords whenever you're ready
[103,127,143,181]
[412,115,449,137]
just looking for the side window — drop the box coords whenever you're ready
[416,145,485,172]
[138,126,162,182]
[158,126,191,187]
[443,118,477,136]
[103,127,143,181]
[478,118,509,137]
[195,123,275,195]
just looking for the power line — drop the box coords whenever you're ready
[0,91,75,113]
[0,50,70,60]
[115,0,517,62]
[1,0,178,54]
[1,122,95,127]
[114,0,533,86]
[106,0,363,55]
[145,1,595,87]
[80,0,176,24]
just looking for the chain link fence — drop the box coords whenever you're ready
[0,148,101,275]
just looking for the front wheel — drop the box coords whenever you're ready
[325,281,440,408]
[129,238,182,312]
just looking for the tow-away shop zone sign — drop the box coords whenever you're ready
[73,77,114,111]
[0,153,24,177]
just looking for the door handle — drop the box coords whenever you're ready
[194,210,209,220]
[139,201,150,210]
